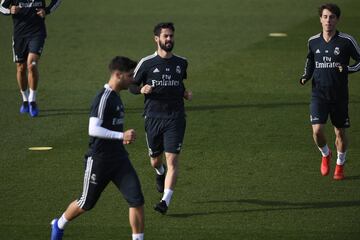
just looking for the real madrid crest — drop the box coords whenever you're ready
[176,65,181,74]
[334,47,340,55]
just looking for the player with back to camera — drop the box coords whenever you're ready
[130,22,192,214]
[300,3,360,180]
[0,0,61,117]
[50,56,145,240]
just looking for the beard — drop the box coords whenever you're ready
[159,41,174,52]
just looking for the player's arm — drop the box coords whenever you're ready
[129,84,153,95]
[129,60,153,95]
[300,43,315,85]
[0,0,12,15]
[88,117,136,143]
[44,0,61,15]
[347,37,360,74]
[182,60,192,100]
[36,0,61,18]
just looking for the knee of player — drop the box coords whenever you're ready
[16,63,26,73]
[312,127,323,137]
[27,61,38,72]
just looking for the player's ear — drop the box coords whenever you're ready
[154,35,159,43]
[114,70,122,79]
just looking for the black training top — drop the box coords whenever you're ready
[302,31,360,102]
[133,52,188,119]
[0,0,61,38]
[87,85,128,159]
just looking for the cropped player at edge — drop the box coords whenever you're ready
[300,3,360,180]
[130,22,192,214]
[50,57,145,240]
[0,0,61,117]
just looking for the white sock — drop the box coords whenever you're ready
[57,213,69,230]
[132,233,144,240]
[20,90,29,102]
[336,151,346,165]
[162,189,173,206]
[318,144,330,157]
[29,89,37,102]
[155,164,165,175]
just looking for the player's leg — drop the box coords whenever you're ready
[27,53,40,116]
[145,117,166,192]
[154,118,186,214]
[27,53,40,94]
[150,154,167,193]
[51,156,109,239]
[129,206,144,240]
[111,157,144,240]
[333,127,347,180]
[27,36,45,117]
[162,152,179,203]
[310,101,331,176]
[331,103,350,180]
[13,37,29,113]
[16,62,29,113]
[312,124,328,153]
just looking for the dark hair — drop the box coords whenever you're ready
[153,22,175,36]
[318,3,341,18]
[108,56,137,73]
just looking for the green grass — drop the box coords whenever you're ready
[1,0,360,239]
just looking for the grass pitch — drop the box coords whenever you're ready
[1,0,360,239]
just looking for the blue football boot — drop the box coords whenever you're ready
[29,102,39,117]
[20,101,29,114]
[50,219,64,240]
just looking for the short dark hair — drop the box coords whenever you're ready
[108,56,137,73]
[153,22,175,36]
[318,3,341,18]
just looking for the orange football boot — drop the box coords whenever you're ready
[333,164,344,180]
[321,150,332,176]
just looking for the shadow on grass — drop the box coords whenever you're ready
[342,175,360,181]
[167,199,360,218]
[36,99,360,117]
[36,102,308,117]
[37,108,89,117]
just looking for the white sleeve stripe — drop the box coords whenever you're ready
[173,53,187,60]
[303,58,309,76]
[308,33,321,42]
[348,62,360,71]
[339,33,360,56]
[98,89,111,120]
[49,0,61,13]
[0,0,10,14]
[134,53,157,77]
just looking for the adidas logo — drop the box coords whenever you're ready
[316,49,321,54]
[153,68,160,73]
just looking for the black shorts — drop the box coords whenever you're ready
[145,117,186,157]
[12,35,45,63]
[310,100,350,128]
[77,155,144,210]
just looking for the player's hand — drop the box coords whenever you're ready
[123,129,136,144]
[10,5,20,14]
[184,90,193,101]
[36,8,46,18]
[337,65,347,73]
[300,78,307,85]
[140,84,153,94]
